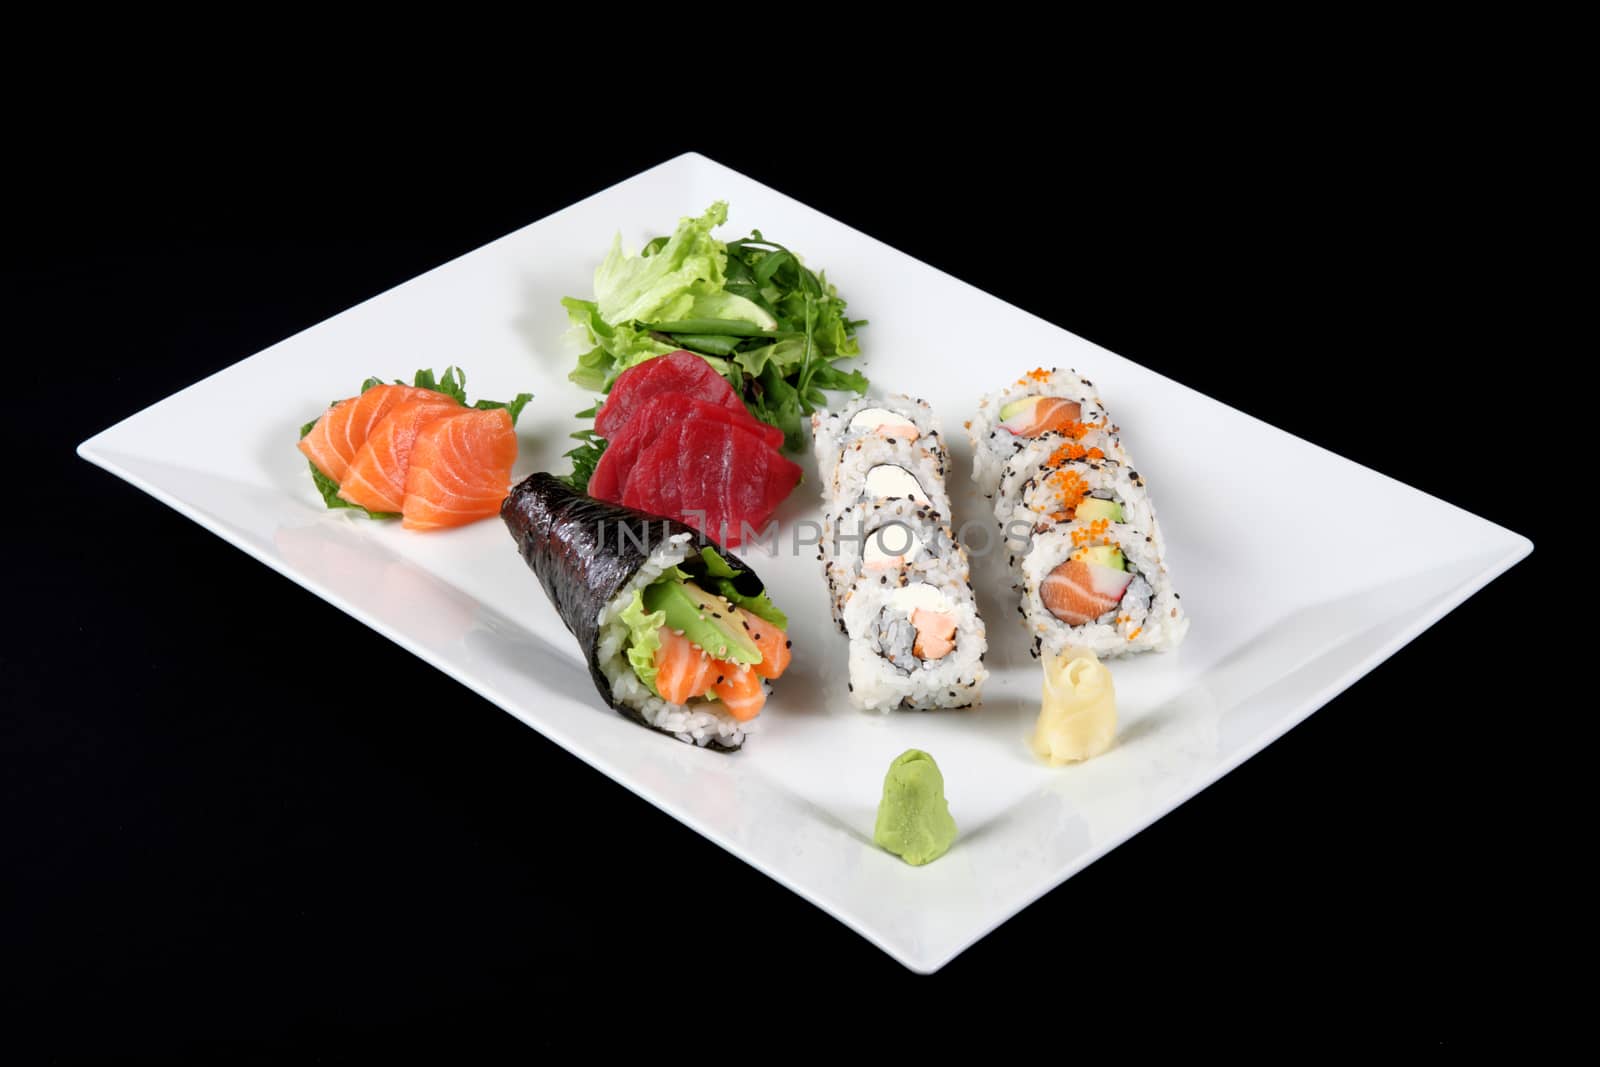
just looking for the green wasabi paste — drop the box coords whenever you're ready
[873,749,957,866]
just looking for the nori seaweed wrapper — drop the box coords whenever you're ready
[501,472,768,751]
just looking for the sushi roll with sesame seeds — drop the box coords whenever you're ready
[826,432,953,520]
[811,394,948,472]
[991,434,1132,531]
[811,394,987,709]
[968,367,1122,499]
[820,497,961,629]
[1020,518,1187,659]
[1003,453,1164,575]
[842,570,988,712]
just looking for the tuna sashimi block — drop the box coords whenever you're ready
[596,350,779,447]
[621,417,801,546]
[591,393,781,503]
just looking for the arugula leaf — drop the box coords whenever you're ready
[560,402,607,492]
[756,363,805,450]
[473,393,534,423]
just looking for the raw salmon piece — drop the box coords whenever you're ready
[298,384,446,483]
[1040,559,1133,626]
[710,665,765,722]
[653,627,719,704]
[1001,396,1083,438]
[401,407,518,530]
[911,609,957,660]
[735,606,791,680]
[336,398,463,513]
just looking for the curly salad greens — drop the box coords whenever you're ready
[561,201,867,488]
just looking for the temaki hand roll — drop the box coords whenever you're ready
[502,473,792,751]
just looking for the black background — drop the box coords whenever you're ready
[6,89,1559,1056]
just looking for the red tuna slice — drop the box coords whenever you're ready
[590,393,783,503]
[596,351,780,449]
[621,417,802,546]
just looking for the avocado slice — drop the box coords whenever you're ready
[1075,498,1123,523]
[642,580,761,665]
[1081,545,1126,571]
[999,395,1042,422]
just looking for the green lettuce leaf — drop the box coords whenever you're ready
[594,201,738,326]
[620,589,667,696]
[619,566,695,694]
[683,289,776,330]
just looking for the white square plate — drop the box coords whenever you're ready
[77,152,1530,973]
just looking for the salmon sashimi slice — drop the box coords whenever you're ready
[336,398,463,513]
[1040,559,1134,626]
[1000,396,1083,438]
[711,665,766,722]
[298,384,448,483]
[653,627,719,704]
[736,606,791,680]
[401,407,518,530]
[911,609,957,660]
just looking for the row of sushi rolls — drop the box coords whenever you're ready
[294,203,1187,865]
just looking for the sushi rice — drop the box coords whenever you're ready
[826,433,954,521]
[992,433,1132,531]
[811,393,947,470]
[1009,455,1164,571]
[819,497,956,629]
